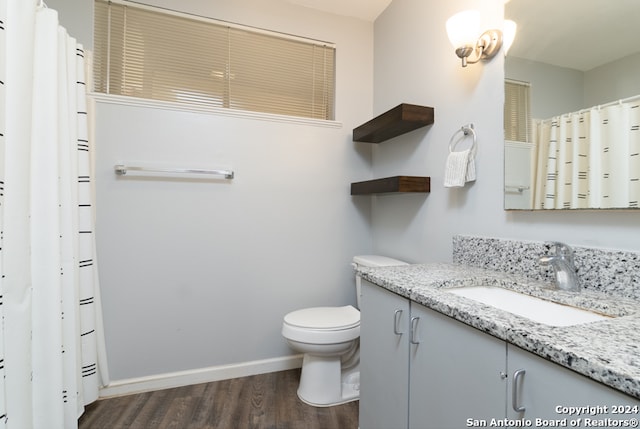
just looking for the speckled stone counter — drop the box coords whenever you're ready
[357,260,640,400]
[453,235,640,300]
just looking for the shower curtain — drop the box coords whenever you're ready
[0,1,109,428]
[533,99,640,209]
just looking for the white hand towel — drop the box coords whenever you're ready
[444,149,471,187]
[465,151,476,182]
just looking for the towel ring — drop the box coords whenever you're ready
[449,124,477,155]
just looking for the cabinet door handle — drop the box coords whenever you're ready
[409,316,420,344]
[512,369,526,413]
[393,309,403,335]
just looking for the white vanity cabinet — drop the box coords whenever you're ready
[359,280,410,429]
[360,280,507,429]
[408,302,507,428]
[507,344,640,424]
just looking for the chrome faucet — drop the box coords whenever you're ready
[539,242,580,292]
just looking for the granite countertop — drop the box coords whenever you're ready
[357,262,640,400]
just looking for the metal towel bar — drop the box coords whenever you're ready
[114,164,234,179]
[504,184,530,193]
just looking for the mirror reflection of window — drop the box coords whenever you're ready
[504,80,534,209]
[504,80,531,143]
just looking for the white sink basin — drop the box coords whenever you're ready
[447,286,611,326]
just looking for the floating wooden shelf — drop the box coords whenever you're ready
[351,176,430,195]
[353,103,435,143]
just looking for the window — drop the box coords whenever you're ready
[504,79,531,143]
[93,0,336,120]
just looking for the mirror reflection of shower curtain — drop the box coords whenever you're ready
[533,100,640,209]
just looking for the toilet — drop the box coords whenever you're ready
[282,255,408,407]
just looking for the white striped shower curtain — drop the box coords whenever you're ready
[0,1,108,428]
[533,100,640,209]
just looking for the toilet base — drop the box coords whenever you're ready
[296,353,360,407]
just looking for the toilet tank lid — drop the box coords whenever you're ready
[352,255,408,267]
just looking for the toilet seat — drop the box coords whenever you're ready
[284,306,360,330]
[282,306,360,344]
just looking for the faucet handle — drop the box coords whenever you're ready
[545,241,574,258]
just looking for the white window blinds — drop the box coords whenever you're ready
[504,79,531,142]
[93,0,336,120]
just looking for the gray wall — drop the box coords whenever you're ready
[505,52,640,119]
[585,51,640,107]
[505,56,584,119]
[51,0,375,381]
[371,0,640,264]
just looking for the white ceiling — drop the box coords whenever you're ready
[506,0,640,71]
[286,0,392,21]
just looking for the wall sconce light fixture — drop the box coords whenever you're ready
[446,10,517,67]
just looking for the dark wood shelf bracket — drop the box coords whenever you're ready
[351,176,430,195]
[353,103,434,143]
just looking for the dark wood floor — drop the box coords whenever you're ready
[79,369,359,429]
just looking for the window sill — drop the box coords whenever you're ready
[90,93,343,129]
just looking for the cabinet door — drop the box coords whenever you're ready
[507,344,640,426]
[360,280,410,429]
[409,304,507,429]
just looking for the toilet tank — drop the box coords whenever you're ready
[352,255,408,308]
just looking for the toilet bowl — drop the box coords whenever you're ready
[282,255,408,407]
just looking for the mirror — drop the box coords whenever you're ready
[504,0,640,210]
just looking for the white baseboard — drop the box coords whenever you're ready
[99,354,303,398]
